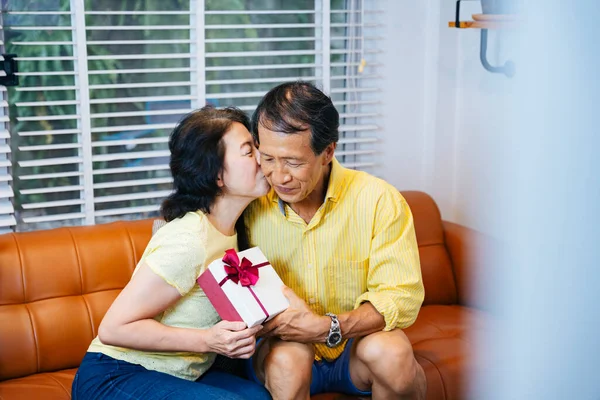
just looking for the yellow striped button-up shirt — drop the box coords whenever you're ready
[245,158,424,361]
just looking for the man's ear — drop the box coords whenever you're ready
[322,142,337,165]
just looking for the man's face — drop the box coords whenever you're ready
[257,125,334,204]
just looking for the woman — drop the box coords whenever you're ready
[72,106,271,400]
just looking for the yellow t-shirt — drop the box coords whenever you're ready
[88,211,238,381]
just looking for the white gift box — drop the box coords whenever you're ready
[197,247,289,328]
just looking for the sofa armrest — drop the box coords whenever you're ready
[443,221,502,311]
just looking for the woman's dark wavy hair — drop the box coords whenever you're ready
[251,81,339,155]
[161,105,251,249]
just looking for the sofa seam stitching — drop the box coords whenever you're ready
[81,294,96,338]
[23,303,40,373]
[122,222,138,274]
[66,228,95,339]
[45,372,70,397]
[414,353,448,400]
[5,289,124,305]
[11,234,26,304]
[67,227,85,296]
[67,228,83,295]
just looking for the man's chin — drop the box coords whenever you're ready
[275,191,302,204]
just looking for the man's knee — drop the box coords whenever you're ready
[356,330,419,390]
[265,341,314,376]
[358,330,414,363]
[263,341,314,398]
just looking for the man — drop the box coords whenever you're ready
[244,81,426,400]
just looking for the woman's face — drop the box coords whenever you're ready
[219,122,270,200]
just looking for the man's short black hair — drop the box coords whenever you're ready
[251,81,339,155]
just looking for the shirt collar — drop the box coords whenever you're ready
[271,157,346,216]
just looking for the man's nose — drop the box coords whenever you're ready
[272,164,291,184]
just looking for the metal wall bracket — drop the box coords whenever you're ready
[0,54,19,87]
[480,29,515,78]
[455,0,515,78]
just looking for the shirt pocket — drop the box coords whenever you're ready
[326,256,369,310]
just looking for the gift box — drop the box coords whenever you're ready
[197,247,289,328]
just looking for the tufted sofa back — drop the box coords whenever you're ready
[0,220,152,381]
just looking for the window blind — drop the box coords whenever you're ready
[2,0,383,231]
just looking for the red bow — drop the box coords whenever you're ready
[222,249,259,287]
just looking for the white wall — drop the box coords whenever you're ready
[378,0,437,194]
[380,4,600,399]
[380,0,517,235]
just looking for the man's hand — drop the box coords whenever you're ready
[259,286,330,343]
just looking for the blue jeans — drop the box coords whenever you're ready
[72,352,271,400]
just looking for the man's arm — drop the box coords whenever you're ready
[352,188,424,332]
[259,288,384,342]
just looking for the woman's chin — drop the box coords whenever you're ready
[258,183,271,197]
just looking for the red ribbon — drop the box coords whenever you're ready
[218,249,270,321]
[222,249,261,286]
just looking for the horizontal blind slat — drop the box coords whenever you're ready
[95,205,159,217]
[93,164,170,176]
[206,63,317,72]
[340,162,376,169]
[89,81,191,90]
[0,186,14,198]
[18,156,82,168]
[90,95,194,105]
[18,129,81,136]
[0,215,16,228]
[18,143,81,152]
[206,37,316,44]
[91,123,174,133]
[91,109,191,119]
[92,137,168,147]
[88,67,192,75]
[20,185,84,195]
[92,150,170,162]
[93,177,173,190]
[20,171,83,180]
[23,213,86,224]
[94,190,172,204]
[22,199,85,210]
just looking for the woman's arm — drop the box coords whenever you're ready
[98,262,261,358]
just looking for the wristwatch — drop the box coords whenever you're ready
[325,313,342,348]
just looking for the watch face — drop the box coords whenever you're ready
[328,332,342,347]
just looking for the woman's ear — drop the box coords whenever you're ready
[216,171,224,188]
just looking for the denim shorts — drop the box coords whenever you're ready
[246,338,372,396]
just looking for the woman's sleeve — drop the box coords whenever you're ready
[144,228,205,296]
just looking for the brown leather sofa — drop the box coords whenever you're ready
[0,191,491,400]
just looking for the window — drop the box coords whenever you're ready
[1,0,383,232]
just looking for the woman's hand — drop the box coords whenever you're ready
[203,321,262,359]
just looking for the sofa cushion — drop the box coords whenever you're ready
[0,220,153,381]
[405,305,493,400]
[0,368,76,400]
[402,192,457,306]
